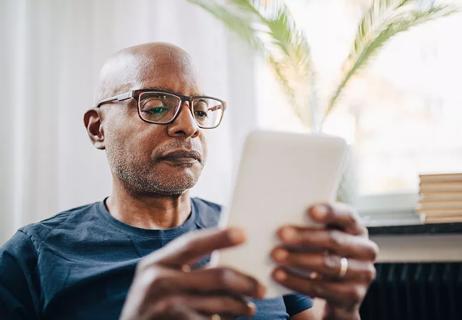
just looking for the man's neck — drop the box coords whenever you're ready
[106,182,192,230]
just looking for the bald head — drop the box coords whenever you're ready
[96,42,200,102]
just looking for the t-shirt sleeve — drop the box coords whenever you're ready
[0,230,40,320]
[283,294,313,317]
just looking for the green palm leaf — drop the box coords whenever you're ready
[189,0,458,131]
[323,0,458,126]
[188,0,314,128]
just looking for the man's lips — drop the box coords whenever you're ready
[158,150,202,164]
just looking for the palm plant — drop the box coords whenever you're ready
[188,0,458,132]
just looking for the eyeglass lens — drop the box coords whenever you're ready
[138,92,224,128]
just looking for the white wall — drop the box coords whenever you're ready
[0,0,258,243]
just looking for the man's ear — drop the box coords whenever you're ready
[83,108,105,150]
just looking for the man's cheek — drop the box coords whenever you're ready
[199,135,208,164]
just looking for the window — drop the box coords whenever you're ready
[255,0,462,217]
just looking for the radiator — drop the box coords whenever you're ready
[360,263,462,320]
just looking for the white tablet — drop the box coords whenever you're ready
[216,130,347,297]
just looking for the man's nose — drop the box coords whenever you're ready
[167,102,200,138]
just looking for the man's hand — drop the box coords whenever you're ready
[270,203,378,320]
[120,228,265,320]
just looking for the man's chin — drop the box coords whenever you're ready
[126,177,197,197]
[142,168,201,196]
[115,159,204,196]
[157,160,203,178]
[149,180,197,196]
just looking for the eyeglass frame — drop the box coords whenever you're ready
[95,88,227,129]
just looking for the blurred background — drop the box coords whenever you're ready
[1,0,461,243]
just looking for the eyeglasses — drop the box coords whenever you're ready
[96,89,226,129]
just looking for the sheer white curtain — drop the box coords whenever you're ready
[0,0,258,243]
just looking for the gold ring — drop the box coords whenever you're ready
[338,257,348,278]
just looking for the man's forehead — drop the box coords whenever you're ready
[96,43,201,100]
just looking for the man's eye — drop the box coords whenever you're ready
[194,110,208,118]
[146,106,169,115]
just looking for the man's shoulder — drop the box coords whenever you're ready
[191,197,223,228]
[192,197,222,212]
[19,202,100,245]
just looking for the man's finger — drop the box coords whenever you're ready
[277,228,378,261]
[140,227,246,268]
[308,203,367,236]
[271,248,376,282]
[156,294,256,317]
[272,267,366,311]
[146,267,266,299]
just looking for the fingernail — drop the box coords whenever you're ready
[280,227,297,242]
[246,301,256,314]
[273,269,287,281]
[227,228,246,243]
[272,249,288,262]
[312,205,328,220]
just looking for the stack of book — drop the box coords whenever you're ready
[417,173,462,223]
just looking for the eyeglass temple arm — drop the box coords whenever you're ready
[96,91,133,108]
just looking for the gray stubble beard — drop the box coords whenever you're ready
[107,148,202,197]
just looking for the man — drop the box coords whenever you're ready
[0,43,378,319]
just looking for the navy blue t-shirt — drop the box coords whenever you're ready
[0,197,312,319]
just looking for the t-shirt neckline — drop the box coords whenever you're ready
[96,197,198,239]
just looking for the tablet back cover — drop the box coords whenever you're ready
[217,130,348,297]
